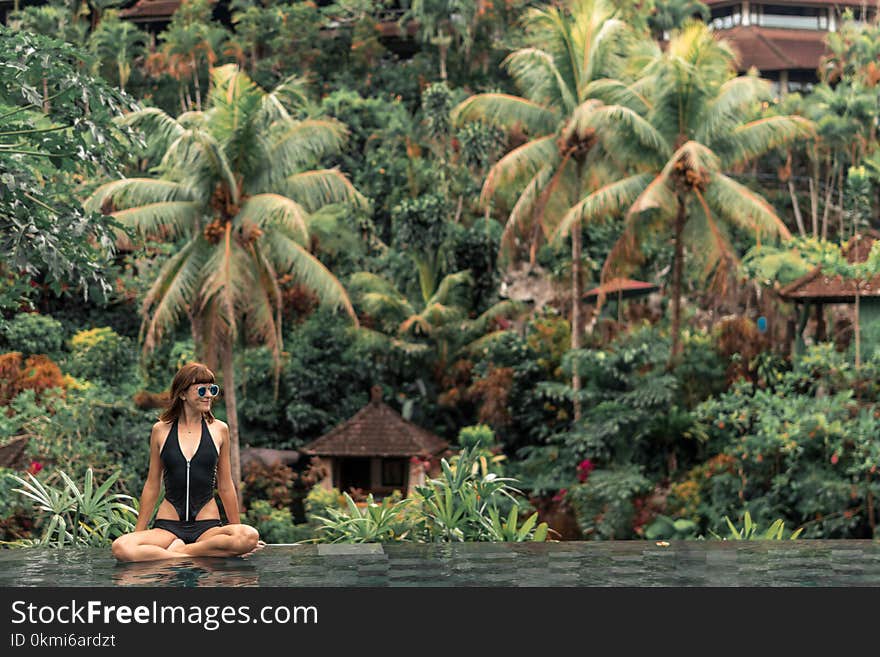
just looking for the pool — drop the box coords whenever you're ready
[2,540,879,587]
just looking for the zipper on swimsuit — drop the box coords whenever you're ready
[185,460,191,522]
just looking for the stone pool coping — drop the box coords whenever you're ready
[2,540,879,587]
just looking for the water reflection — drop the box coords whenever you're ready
[113,557,260,587]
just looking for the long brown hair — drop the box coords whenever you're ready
[159,362,216,423]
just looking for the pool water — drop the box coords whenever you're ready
[1,540,879,587]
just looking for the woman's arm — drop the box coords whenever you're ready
[215,422,241,524]
[134,423,164,532]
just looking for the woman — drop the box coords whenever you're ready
[112,363,264,562]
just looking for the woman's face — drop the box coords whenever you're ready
[180,382,219,412]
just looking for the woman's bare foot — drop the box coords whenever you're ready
[241,540,267,558]
[168,538,186,554]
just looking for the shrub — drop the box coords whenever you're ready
[310,448,549,543]
[304,485,346,522]
[1,313,65,356]
[0,352,67,406]
[246,500,314,544]
[566,465,653,540]
[243,462,295,509]
[66,327,136,387]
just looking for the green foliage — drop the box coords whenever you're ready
[843,166,872,238]
[1,313,65,357]
[392,194,450,255]
[0,27,138,303]
[3,468,136,548]
[238,311,373,448]
[458,424,496,451]
[0,383,155,498]
[458,121,506,171]
[643,514,700,540]
[544,326,691,469]
[304,485,346,522]
[566,465,653,540]
[313,492,414,543]
[422,82,453,142]
[311,448,548,543]
[246,500,315,544]
[684,344,880,538]
[709,511,804,541]
[66,327,137,388]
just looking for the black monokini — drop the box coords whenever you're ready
[153,417,221,543]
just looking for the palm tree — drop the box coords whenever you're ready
[89,11,147,93]
[85,64,367,491]
[349,269,524,375]
[648,0,709,40]
[452,0,664,416]
[551,22,814,363]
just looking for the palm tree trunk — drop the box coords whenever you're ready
[571,216,582,421]
[188,304,206,364]
[670,195,686,364]
[439,43,448,81]
[788,180,807,237]
[820,159,838,241]
[221,337,243,506]
[809,174,818,237]
[191,55,202,112]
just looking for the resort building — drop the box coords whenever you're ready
[705,1,875,93]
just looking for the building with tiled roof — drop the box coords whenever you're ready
[705,1,874,93]
[779,230,880,354]
[303,385,448,498]
[583,278,659,303]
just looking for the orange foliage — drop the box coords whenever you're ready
[279,276,319,323]
[0,352,66,407]
[714,317,769,383]
[466,366,514,427]
[133,390,171,410]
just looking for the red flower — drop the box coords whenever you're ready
[577,458,595,482]
[831,454,839,465]
[552,488,567,503]
[27,461,43,475]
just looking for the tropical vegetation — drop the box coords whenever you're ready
[3,0,880,547]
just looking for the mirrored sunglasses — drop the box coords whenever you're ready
[196,384,220,398]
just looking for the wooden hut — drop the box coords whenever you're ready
[779,231,880,357]
[302,386,448,499]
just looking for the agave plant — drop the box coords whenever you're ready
[416,447,546,542]
[311,493,413,544]
[710,511,804,541]
[4,468,137,548]
[482,505,549,543]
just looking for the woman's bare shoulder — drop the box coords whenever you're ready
[150,420,173,442]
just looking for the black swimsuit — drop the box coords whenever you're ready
[153,417,221,543]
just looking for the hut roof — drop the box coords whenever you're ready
[119,0,182,20]
[583,278,658,302]
[779,232,880,303]
[302,386,448,458]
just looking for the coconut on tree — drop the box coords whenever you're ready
[85,64,367,493]
[551,21,814,364]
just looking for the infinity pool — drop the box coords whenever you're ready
[1,541,879,587]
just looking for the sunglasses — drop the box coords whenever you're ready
[194,384,220,398]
